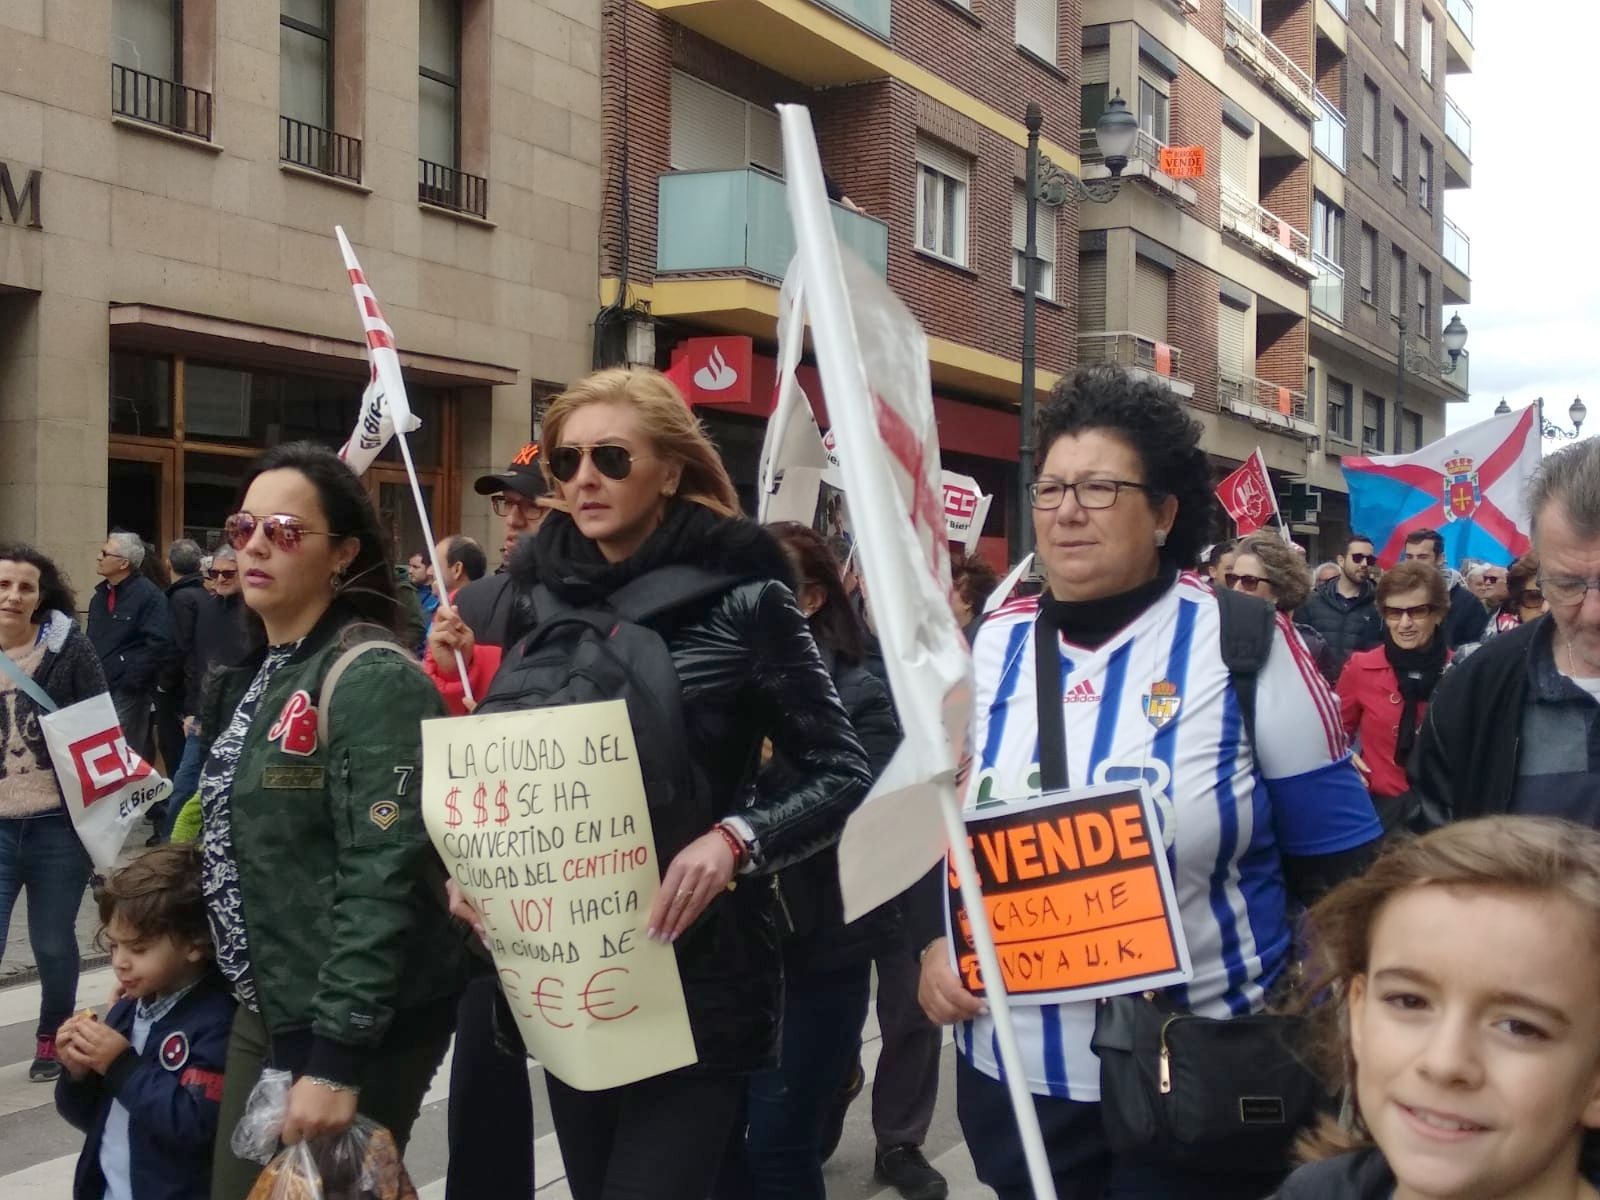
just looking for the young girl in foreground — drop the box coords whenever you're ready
[1276,816,1600,1200]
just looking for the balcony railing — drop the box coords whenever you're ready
[1223,5,1316,116]
[1078,332,1186,383]
[657,167,889,281]
[815,0,890,38]
[1443,216,1471,276]
[418,159,488,218]
[1221,184,1316,275]
[1311,252,1345,321]
[1446,0,1473,42]
[111,63,212,141]
[1313,90,1346,170]
[1219,368,1313,427]
[279,116,363,184]
[1444,95,1472,157]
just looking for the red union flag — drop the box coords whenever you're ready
[1216,447,1280,536]
[67,726,154,806]
[334,226,420,475]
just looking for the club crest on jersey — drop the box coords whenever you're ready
[1142,680,1182,729]
[268,690,318,757]
[159,1031,190,1071]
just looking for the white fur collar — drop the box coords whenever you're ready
[40,610,73,654]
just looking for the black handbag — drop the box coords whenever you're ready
[1031,601,1322,1170]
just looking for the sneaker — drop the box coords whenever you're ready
[30,1035,62,1082]
[819,1059,865,1164]
[874,1143,949,1200]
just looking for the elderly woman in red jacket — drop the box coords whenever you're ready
[1336,560,1451,829]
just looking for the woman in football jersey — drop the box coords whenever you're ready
[913,364,1384,1200]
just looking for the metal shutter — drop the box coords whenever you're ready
[1016,0,1056,62]
[1132,258,1169,341]
[916,136,968,183]
[748,104,784,176]
[1222,124,1249,191]
[1081,46,1110,86]
[1218,300,1251,378]
[670,72,746,171]
[1077,253,1107,331]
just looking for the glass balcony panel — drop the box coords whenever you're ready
[1311,253,1345,321]
[1314,91,1346,169]
[1446,0,1472,41]
[1443,216,1471,276]
[1444,95,1472,156]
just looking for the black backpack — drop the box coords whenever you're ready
[474,565,737,855]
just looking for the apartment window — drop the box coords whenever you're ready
[916,137,969,266]
[419,0,460,171]
[1363,394,1386,452]
[1404,410,1424,450]
[670,73,782,174]
[1016,0,1057,64]
[1313,193,1344,260]
[1390,247,1406,318]
[1138,77,1169,145]
[1360,224,1377,303]
[1081,83,1109,129]
[1392,109,1408,184]
[1393,0,1406,49]
[1011,186,1056,298]
[1328,377,1354,441]
[113,0,178,80]
[1362,79,1380,160]
[1418,267,1432,336]
[1226,0,1252,20]
[1420,11,1435,81]
[1418,138,1433,209]
[280,0,332,135]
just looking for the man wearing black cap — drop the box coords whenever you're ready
[448,442,554,648]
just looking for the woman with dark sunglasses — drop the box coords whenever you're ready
[478,367,871,1200]
[201,442,465,1199]
[1230,532,1340,684]
[1335,560,1452,831]
[1481,552,1547,638]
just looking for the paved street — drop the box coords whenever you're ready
[0,963,990,1198]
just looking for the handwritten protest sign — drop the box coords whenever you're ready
[420,702,697,1090]
[947,784,1192,1005]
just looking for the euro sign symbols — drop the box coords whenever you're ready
[580,968,639,1022]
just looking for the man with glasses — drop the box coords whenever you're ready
[87,530,172,765]
[1411,437,1600,826]
[1295,533,1384,675]
[1398,527,1490,649]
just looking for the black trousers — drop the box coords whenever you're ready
[955,1053,1286,1200]
[546,1067,745,1200]
[870,933,942,1147]
[446,974,536,1200]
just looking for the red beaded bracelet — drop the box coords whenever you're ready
[714,822,747,867]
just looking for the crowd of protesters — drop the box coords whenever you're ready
[3,362,1598,1200]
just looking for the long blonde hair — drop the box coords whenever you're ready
[1293,817,1600,1163]
[540,368,740,518]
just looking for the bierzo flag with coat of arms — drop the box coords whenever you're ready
[1341,405,1540,567]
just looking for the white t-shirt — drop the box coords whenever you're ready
[956,573,1380,1101]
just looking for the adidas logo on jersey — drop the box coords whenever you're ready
[1064,679,1099,703]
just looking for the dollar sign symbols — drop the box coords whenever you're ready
[494,780,510,826]
[472,781,489,828]
[444,786,462,829]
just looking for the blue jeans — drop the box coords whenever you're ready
[738,962,873,1199]
[0,813,93,1037]
[161,733,206,839]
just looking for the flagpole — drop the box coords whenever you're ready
[393,430,476,708]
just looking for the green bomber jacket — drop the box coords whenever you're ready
[201,607,466,1085]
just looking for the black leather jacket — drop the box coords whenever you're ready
[523,507,874,1072]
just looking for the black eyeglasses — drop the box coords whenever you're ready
[1383,604,1437,622]
[547,444,641,483]
[1226,573,1270,593]
[1029,478,1152,511]
[490,494,543,518]
[1537,576,1600,607]
[1346,552,1375,565]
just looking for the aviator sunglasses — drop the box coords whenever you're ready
[224,512,338,553]
[547,444,641,483]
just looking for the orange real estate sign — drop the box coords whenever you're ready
[946,784,1192,1005]
[1158,145,1206,179]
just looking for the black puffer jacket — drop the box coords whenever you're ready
[1272,1147,1600,1198]
[519,503,874,1073]
[1296,579,1382,674]
[770,649,902,974]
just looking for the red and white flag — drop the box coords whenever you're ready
[334,227,421,475]
[1216,447,1281,535]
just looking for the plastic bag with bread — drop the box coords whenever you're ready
[245,1118,418,1200]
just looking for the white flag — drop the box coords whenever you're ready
[334,226,420,474]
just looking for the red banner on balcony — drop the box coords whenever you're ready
[666,336,755,407]
[1153,342,1174,377]
[1216,447,1281,536]
[1277,386,1293,415]
[1158,145,1206,178]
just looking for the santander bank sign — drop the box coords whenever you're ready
[664,336,755,407]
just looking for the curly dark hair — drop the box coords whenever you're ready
[1035,365,1217,572]
[0,543,78,620]
[951,551,1001,615]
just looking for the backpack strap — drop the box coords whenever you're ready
[607,566,740,625]
[1214,585,1276,750]
[316,641,417,747]
[1034,605,1069,791]
[0,647,57,713]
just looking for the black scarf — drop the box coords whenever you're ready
[1383,631,1448,764]
[1040,567,1178,650]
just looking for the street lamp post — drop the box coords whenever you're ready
[1016,94,1136,560]
[1393,312,1468,450]
[1495,395,1587,439]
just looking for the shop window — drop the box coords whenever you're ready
[109,351,174,438]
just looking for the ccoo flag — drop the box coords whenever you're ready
[1342,405,1540,568]
[334,226,420,474]
[1215,447,1280,536]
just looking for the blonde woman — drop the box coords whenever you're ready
[476,368,873,1200]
